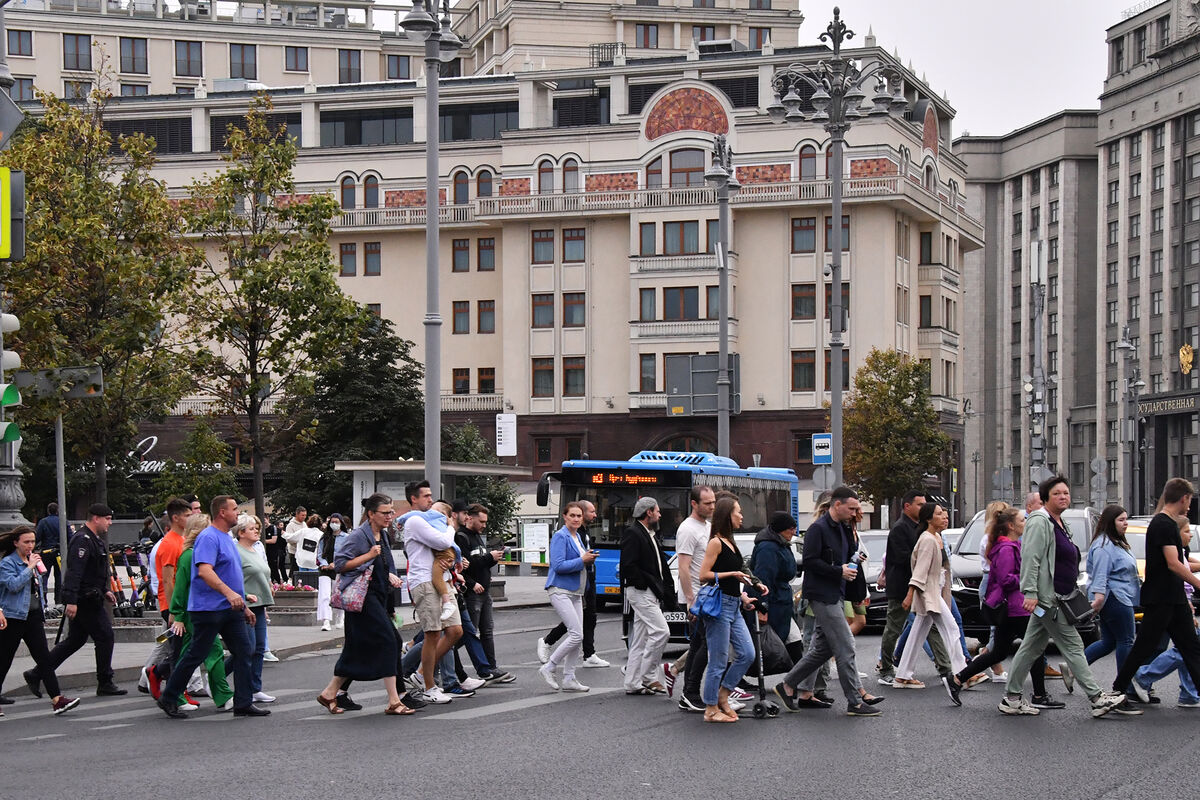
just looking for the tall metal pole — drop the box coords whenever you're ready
[1029,240,1046,487]
[710,136,735,458]
[422,42,442,493]
[56,413,68,565]
[829,127,845,486]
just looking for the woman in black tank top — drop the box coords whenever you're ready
[696,496,758,723]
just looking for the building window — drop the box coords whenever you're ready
[537,160,554,194]
[1158,16,1171,48]
[692,26,715,42]
[1129,214,1140,238]
[532,230,554,263]
[1130,133,1142,160]
[285,46,308,72]
[10,78,33,101]
[824,350,850,391]
[478,299,496,333]
[364,241,381,276]
[919,294,932,328]
[339,243,356,277]
[562,292,585,327]
[532,360,554,398]
[175,40,202,76]
[1048,200,1059,224]
[531,294,554,328]
[1189,198,1200,223]
[1151,332,1164,358]
[640,222,656,256]
[120,84,148,97]
[478,368,495,394]
[8,30,31,57]
[824,215,850,251]
[1030,170,1041,194]
[363,175,379,208]
[338,49,361,84]
[452,300,470,334]
[452,368,470,395]
[639,288,655,321]
[1151,207,1164,234]
[1030,206,1040,231]
[478,238,495,271]
[387,54,410,80]
[664,287,700,320]
[791,283,816,319]
[534,437,553,464]
[175,86,195,97]
[1152,373,1164,393]
[1048,237,1058,262]
[749,27,770,49]
[706,219,719,254]
[791,217,816,253]
[1106,300,1119,326]
[635,24,658,49]
[639,354,656,393]
[119,37,146,74]
[1188,284,1200,310]
[366,303,381,317]
[646,156,663,188]
[1151,289,1163,315]
[563,358,585,396]
[799,146,817,181]
[64,79,92,99]
[1107,261,1119,286]
[1108,142,1120,167]
[1048,312,1057,336]
[1108,180,1120,205]
[1129,255,1141,279]
[477,170,493,197]
[453,172,469,205]
[1049,163,1060,186]
[1190,154,1200,180]
[563,228,586,262]
[1130,172,1141,199]
[664,221,700,255]
[706,285,719,320]
[1152,165,1164,192]
[670,149,705,187]
[1107,220,1119,245]
[1049,275,1058,299]
[563,159,580,193]
[694,0,714,6]
[230,43,256,80]
[791,350,816,392]
[64,34,91,71]
[452,239,470,272]
[824,283,850,321]
[340,176,355,209]
[1151,249,1163,275]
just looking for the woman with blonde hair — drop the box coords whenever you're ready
[232,514,275,703]
[167,514,234,710]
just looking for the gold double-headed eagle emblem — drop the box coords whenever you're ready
[1182,344,1195,375]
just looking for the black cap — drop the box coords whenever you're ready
[451,499,469,514]
[768,511,797,534]
[87,502,114,518]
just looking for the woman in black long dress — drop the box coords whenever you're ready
[316,492,412,715]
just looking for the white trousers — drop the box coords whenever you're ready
[624,587,669,691]
[317,575,333,623]
[896,606,968,680]
[547,592,584,679]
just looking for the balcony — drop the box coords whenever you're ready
[917,326,960,350]
[630,318,738,340]
[171,395,278,415]
[29,0,375,29]
[440,392,505,412]
[331,204,475,230]
[628,392,667,409]
[917,262,961,288]
[631,252,737,274]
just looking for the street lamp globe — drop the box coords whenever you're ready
[401,0,437,41]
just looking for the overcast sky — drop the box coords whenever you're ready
[801,0,1139,136]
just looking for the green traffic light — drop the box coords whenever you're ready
[0,421,18,443]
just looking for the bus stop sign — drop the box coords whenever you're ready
[812,433,832,465]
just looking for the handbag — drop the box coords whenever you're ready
[689,582,724,618]
[331,564,374,613]
[1056,587,1095,626]
[980,597,1008,627]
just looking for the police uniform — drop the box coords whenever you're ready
[37,523,118,689]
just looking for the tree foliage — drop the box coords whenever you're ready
[842,348,950,510]
[442,422,520,543]
[150,417,242,510]
[270,314,424,515]
[0,87,202,508]
[184,95,356,520]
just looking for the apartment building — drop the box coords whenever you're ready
[9,0,982,496]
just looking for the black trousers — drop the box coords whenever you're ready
[1113,602,1200,693]
[681,616,708,698]
[41,599,114,685]
[545,588,596,657]
[956,613,1045,695]
[0,608,61,697]
[265,547,285,584]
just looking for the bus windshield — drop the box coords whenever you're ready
[563,485,689,549]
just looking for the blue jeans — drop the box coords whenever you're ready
[248,608,267,693]
[1084,598,1135,676]
[458,605,495,675]
[1136,645,1200,702]
[894,598,970,664]
[700,594,754,706]
[161,608,253,709]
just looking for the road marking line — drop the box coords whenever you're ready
[90,724,133,731]
[196,689,391,719]
[17,733,67,741]
[425,687,622,721]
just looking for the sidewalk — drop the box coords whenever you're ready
[4,576,551,697]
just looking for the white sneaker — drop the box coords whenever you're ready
[180,700,200,711]
[581,654,610,668]
[320,620,332,632]
[538,664,561,691]
[214,700,231,712]
[406,672,424,692]
[252,691,276,703]
[440,603,456,621]
[460,677,486,691]
[262,651,279,663]
[728,698,745,711]
[536,637,550,664]
[335,619,345,629]
[561,677,590,692]
[422,687,453,704]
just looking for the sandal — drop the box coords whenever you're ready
[385,701,415,715]
[892,677,926,689]
[316,694,345,715]
[703,708,737,723]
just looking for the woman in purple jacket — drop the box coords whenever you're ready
[947,507,1049,703]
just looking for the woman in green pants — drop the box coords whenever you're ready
[168,514,234,710]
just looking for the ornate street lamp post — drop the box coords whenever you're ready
[704,134,739,458]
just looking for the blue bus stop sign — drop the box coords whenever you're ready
[812,433,832,465]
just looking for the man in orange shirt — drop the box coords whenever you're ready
[143,498,192,698]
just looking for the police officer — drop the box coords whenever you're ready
[27,503,126,696]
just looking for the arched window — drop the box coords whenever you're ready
[924,165,935,192]
[799,145,816,181]
[646,156,663,188]
[363,175,379,209]
[340,176,356,209]
[563,159,579,193]
[477,169,493,197]
[825,148,836,179]
[453,171,469,205]
[538,160,555,194]
[669,148,704,187]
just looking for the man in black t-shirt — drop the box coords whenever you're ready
[1113,477,1200,699]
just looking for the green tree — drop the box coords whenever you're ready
[270,313,424,515]
[185,96,355,521]
[150,417,241,509]
[442,422,520,543]
[0,88,202,508]
[842,348,950,512]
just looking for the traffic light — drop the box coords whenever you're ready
[0,312,19,443]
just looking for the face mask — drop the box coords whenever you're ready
[330,522,342,532]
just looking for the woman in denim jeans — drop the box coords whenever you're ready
[1081,506,1139,687]
[696,496,756,723]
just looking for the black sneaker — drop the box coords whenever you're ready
[862,694,886,706]
[772,682,801,712]
[232,704,271,717]
[1110,700,1145,716]
[97,684,127,696]
[483,671,516,684]
[335,692,363,711]
[1031,694,1066,709]
[814,693,835,705]
[157,696,187,719]
[942,675,962,707]
[796,694,833,709]
[846,702,882,716]
[677,694,704,712]
[399,691,427,711]
[23,669,41,699]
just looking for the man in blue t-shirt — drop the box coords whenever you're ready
[156,496,269,719]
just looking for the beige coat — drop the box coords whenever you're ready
[908,531,952,616]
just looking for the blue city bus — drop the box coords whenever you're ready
[535,451,800,607]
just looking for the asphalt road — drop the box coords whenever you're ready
[5,607,1199,800]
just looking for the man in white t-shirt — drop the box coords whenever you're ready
[281,506,308,584]
[669,486,715,712]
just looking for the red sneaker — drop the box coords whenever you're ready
[662,663,676,697]
[182,692,199,708]
[146,666,162,701]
